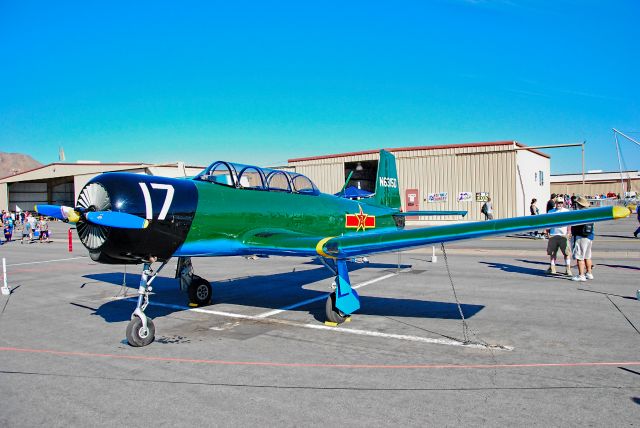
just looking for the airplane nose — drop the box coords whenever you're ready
[76,173,199,264]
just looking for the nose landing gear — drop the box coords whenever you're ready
[125,259,167,347]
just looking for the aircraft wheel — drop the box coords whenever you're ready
[126,316,155,347]
[188,276,212,306]
[325,292,347,324]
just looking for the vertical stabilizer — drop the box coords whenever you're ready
[372,150,401,209]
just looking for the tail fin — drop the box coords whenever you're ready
[371,149,401,209]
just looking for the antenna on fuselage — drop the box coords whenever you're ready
[338,170,354,196]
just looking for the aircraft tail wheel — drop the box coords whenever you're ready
[188,276,212,306]
[126,316,155,347]
[325,292,347,324]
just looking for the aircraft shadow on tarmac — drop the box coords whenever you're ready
[597,233,637,239]
[598,263,640,271]
[480,261,552,278]
[516,259,640,272]
[79,263,483,324]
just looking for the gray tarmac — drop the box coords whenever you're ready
[0,218,639,426]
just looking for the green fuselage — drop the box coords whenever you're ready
[176,181,398,256]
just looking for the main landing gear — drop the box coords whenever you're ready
[126,257,168,347]
[320,258,361,325]
[177,257,212,307]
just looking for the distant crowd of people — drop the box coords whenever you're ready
[1,210,50,245]
[585,192,622,200]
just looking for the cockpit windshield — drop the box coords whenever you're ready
[195,161,320,195]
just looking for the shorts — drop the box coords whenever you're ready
[573,237,592,260]
[546,235,570,257]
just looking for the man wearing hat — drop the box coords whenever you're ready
[546,196,573,275]
[570,196,594,282]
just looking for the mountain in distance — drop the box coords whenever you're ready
[0,152,43,178]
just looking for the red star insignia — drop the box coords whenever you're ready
[345,206,376,231]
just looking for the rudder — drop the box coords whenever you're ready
[372,149,401,209]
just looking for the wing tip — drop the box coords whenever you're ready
[613,206,631,219]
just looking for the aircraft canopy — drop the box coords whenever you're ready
[196,161,320,195]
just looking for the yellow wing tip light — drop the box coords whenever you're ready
[613,205,631,219]
[316,236,337,259]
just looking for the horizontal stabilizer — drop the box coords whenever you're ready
[86,212,149,229]
[395,210,467,217]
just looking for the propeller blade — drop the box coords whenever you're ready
[35,205,81,223]
[86,211,149,229]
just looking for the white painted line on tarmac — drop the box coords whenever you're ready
[255,268,411,319]
[140,297,503,350]
[7,256,88,267]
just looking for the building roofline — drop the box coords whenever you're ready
[0,161,208,181]
[0,162,151,181]
[551,170,639,177]
[288,140,549,163]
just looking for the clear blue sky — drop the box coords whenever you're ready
[1,1,638,174]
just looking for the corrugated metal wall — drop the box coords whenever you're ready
[394,146,517,221]
[290,145,519,221]
[551,180,638,197]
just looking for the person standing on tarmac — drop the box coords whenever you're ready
[21,218,31,244]
[529,198,542,238]
[571,196,595,282]
[481,197,493,220]
[546,193,557,213]
[546,197,572,276]
[38,216,49,243]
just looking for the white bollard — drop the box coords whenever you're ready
[1,258,10,296]
[431,246,438,263]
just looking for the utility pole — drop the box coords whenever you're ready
[582,141,586,196]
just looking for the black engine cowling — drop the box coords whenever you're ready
[76,172,198,264]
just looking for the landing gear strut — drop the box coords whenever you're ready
[320,258,361,325]
[177,257,212,307]
[126,258,168,347]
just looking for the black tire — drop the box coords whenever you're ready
[188,276,212,306]
[126,316,155,347]
[325,292,347,324]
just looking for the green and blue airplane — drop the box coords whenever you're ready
[36,150,629,346]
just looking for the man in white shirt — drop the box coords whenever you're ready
[546,197,572,275]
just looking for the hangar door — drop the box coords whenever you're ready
[8,182,74,212]
[344,160,378,193]
[8,182,47,212]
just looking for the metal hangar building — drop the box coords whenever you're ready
[287,141,550,222]
[550,170,640,198]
